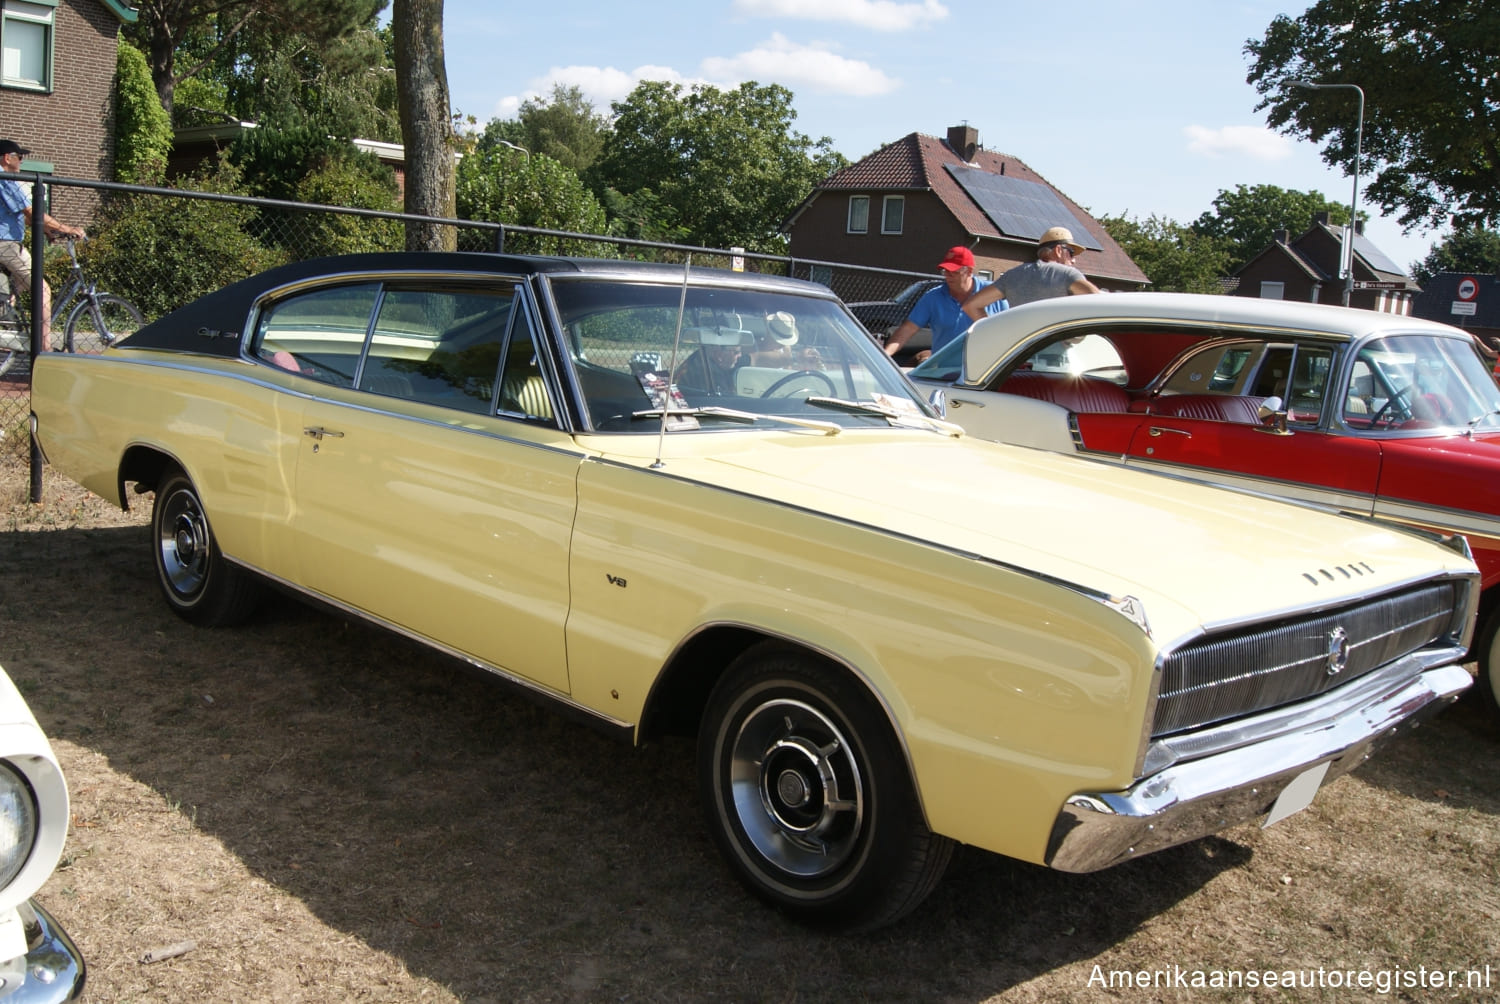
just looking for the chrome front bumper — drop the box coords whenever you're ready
[1045,662,1472,873]
[0,901,85,1003]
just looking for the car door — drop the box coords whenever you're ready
[260,279,581,693]
[1118,339,1383,513]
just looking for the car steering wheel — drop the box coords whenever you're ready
[761,369,837,398]
[1370,385,1414,427]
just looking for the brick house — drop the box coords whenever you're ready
[1230,212,1420,313]
[783,124,1147,299]
[1,0,137,221]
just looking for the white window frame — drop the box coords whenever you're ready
[880,195,904,235]
[1,0,56,92]
[1259,281,1285,300]
[847,195,869,234]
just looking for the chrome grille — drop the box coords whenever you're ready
[1153,582,1459,738]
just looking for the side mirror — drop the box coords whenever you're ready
[928,387,948,418]
[1257,395,1291,435]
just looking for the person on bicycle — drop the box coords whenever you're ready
[1,139,86,349]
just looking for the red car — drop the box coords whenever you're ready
[909,293,1500,720]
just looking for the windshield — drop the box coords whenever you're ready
[908,333,966,382]
[550,278,931,431]
[1348,334,1500,431]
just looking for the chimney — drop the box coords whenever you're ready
[1275,229,1291,245]
[1354,219,1365,235]
[947,124,978,162]
[1314,211,1332,227]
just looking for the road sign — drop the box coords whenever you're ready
[1353,281,1404,290]
[1452,301,1477,316]
[1457,276,1479,301]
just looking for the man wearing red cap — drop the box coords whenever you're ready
[883,245,1003,361]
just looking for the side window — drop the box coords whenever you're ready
[252,283,380,387]
[1286,344,1335,421]
[847,196,869,234]
[496,307,554,423]
[2,0,54,91]
[361,285,514,414]
[1164,344,1249,394]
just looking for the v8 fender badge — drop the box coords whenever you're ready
[1326,626,1350,676]
[606,574,627,588]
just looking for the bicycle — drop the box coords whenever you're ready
[0,238,144,376]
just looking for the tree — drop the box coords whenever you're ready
[125,0,384,118]
[479,85,610,176]
[1246,0,1500,232]
[1192,184,1356,274]
[455,147,608,254]
[114,41,173,184]
[1100,214,1232,293]
[591,81,847,253]
[1412,226,1500,285]
[392,0,455,251]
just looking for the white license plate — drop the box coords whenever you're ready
[1262,761,1330,828]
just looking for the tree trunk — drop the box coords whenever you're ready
[392,0,456,252]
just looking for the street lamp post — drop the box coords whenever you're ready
[1290,79,1365,307]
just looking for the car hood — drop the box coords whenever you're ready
[592,432,1473,644]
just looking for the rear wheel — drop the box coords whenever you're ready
[1476,607,1500,726]
[64,294,144,353]
[152,469,260,625]
[698,643,953,931]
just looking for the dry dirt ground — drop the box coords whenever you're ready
[1,454,1498,1003]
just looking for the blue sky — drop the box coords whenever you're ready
[435,0,1441,273]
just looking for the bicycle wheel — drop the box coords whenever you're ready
[64,294,145,353]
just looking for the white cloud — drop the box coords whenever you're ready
[493,34,898,119]
[1184,125,1295,161]
[701,34,899,96]
[732,0,948,31]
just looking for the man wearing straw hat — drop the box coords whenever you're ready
[961,225,1099,319]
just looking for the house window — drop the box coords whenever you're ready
[847,196,869,234]
[1259,281,1285,300]
[881,196,904,235]
[1,0,55,91]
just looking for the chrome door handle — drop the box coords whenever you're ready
[303,426,345,440]
[1148,426,1191,438]
[948,397,985,409]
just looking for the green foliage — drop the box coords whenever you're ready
[1100,214,1232,293]
[1412,226,1500,285]
[81,157,285,320]
[1246,0,1500,231]
[289,161,403,256]
[114,41,173,184]
[590,80,848,253]
[455,147,611,255]
[1192,184,1356,274]
[478,85,610,176]
[230,124,396,204]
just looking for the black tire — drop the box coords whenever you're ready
[698,643,953,931]
[64,294,144,353]
[151,469,260,625]
[1475,606,1500,727]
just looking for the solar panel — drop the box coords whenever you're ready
[1352,230,1406,277]
[946,165,1103,251]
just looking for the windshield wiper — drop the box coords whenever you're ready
[1466,408,1500,436]
[631,406,842,435]
[804,396,965,437]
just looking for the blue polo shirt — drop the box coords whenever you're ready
[906,278,1004,354]
[0,180,29,242]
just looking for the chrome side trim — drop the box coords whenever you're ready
[1047,662,1471,873]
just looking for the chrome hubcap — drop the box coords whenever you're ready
[158,488,209,597]
[728,698,863,878]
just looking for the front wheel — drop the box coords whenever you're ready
[152,468,260,625]
[64,294,145,353]
[698,644,953,931]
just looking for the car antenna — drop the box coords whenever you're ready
[653,254,691,469]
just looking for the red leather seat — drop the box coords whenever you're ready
[1146,394,1268,424]
[997,372,1131,413]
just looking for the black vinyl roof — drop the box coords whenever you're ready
[118,252,829,357]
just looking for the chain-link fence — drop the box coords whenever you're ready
[1,174,930,464]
